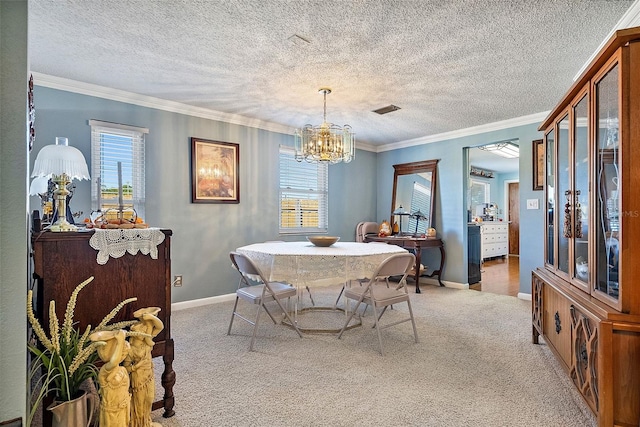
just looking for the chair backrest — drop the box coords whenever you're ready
[229,252,267,284]
[372,252,415,283]
[356,221,378,242]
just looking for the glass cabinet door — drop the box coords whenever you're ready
[595,63,620,301]
[545,129,555,266]
[573,94,589,288]
[557,115,570,274]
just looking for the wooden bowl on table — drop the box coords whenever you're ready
[307,236,340,247]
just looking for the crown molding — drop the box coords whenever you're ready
[375,111,549,153]
[33,72,543,154]
[31,72,294,136]
[31,72,382,154]
[573,0,640,81]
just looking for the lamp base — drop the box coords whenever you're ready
[49,219,78,232]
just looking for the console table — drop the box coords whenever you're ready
[31,229,175,422]
[364,235,445,292]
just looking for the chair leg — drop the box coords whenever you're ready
[333,284,346,309]
[406,300,419,343]
[272,294,303,338]
[249,302,264,351]
[371,303,385,356]
[374,306,389,325]
[227,296,240,335]
[306,286,315,306]
[337,295,366,339]
[262,303,278,325]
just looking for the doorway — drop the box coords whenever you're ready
[506,180,520,255]
[467,141,520,297]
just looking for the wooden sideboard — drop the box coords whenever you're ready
[31,229,175,421]
[364,235,445,292]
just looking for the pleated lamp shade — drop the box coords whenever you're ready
[32,137,90,180]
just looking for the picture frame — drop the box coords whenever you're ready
[532,139,544,191]
[191,138,239,203]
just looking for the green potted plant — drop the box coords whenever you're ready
[26,276,137,426]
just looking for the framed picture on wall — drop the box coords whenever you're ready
[191,138,239,203]
[532,139,544,191]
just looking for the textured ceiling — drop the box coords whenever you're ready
[28,0,635,150]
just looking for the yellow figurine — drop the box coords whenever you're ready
[90,330,131,427]
[125,307,164,427]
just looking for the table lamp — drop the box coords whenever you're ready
[31,137,90,232]
[392,205,410,236]
[410,209,427,236]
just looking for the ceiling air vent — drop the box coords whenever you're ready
[372,105,401,115]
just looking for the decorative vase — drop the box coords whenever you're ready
[47,391,95,427]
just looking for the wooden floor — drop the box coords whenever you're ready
[469,255,520,297]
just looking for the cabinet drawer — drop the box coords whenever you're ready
[483,224,498,233]
[482,234,495,243]
[494,234,508,243]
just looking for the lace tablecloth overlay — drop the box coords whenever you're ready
[89,228,166,265]
[236,241,407,287]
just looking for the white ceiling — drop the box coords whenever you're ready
[28,0,636,152]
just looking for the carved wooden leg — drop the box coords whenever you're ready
[414,247,422,293]
[161,338,176,418]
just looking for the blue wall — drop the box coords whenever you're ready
[33,86,546,301]
[376,124,544,292]
[32,87,378,303]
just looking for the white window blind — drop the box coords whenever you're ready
[279,147,328,234]
[89,120,148,219]
[408,182,431,234]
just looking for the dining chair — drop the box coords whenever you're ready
[334,224,387,310]
[337,252,418,355]
[355,221,379,242]
[228,251,303,351]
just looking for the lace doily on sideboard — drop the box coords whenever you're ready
[89,228,166,265]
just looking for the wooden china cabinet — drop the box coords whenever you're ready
[532,27,640,426]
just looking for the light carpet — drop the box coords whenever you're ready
[151,284,595,426]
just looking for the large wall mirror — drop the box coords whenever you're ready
[390,159,439,235]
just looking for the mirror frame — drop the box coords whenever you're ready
[390,159,439,230]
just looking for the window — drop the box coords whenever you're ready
[279,147,328,234]
[469,179,490,216]
[90,120,148,219]
[407,182,430,234]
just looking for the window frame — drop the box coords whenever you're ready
[89,120,148,219]
[279,146,329,235]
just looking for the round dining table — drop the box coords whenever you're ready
[235,241,408,288]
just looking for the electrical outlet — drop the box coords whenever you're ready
[173,275,183,287]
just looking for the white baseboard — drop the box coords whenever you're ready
[419,277,468,290]
[172,293,235,311]
[518,292,532,301]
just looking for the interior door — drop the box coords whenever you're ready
[508,182,520,255]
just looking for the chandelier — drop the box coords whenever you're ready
[294,88,355,164]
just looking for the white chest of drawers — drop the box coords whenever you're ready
[479,222,508,260]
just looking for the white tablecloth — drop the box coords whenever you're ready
[236,241,407,287]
